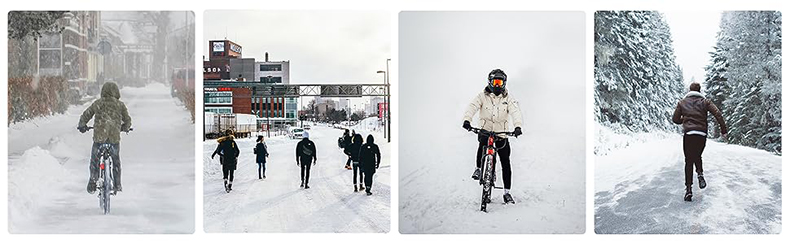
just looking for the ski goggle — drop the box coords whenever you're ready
[491,79,504,87]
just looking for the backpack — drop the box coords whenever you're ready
[338,137,344,148]
[301,142,314,156]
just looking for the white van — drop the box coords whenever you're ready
[289,127,305,139]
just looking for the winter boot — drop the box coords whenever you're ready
[228,182,233,192]
[224,179,229,192]
[87,181,97,194]
[698,175,707,189]
[300,181,305,188]
[684,186,693,202]
[504,193,515,204]
[304,184,310,189]
[366,190,372,196]
[472,168,481,180]
[354,185,359,192]
[360,184,366,191]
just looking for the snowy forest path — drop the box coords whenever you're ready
[203,125,390,233]
[8,82,196,233]
[595,138,781,234]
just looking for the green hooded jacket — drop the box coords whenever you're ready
[78,82,132,144]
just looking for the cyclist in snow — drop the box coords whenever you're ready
[296,130,317,189]
[346,133,365,192]
[212,129,240,192]
[78,82,132,195]
[672,82,727,202]
[254,135,269,179]
[462,69,523,204]
[359,134,381,196]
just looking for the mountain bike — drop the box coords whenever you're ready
[468,127,515,212]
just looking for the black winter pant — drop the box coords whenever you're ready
[346,157,352,167]
[90,142,121,189]
[222,167,235,183]
[352,161,364,185]
[363,169,375,191]
[300,160,312,185]
[683,134,706,187]
[258,162,266,178]
[476,137,512,190]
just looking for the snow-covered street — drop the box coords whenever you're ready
[202,121,390,233]
[8,82,195,233]
[594,137,781,234]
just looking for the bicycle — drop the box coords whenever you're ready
[82,126,132,215]
[468,127,515,212]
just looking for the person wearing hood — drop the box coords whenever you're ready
[462,69,523,204]
[212,129,240,192]
[672,82,727,202]
[358,134,381,195]
[78,82,132,195]
[341,129,353,170]
[296,130,317,189]
[254,135,269,179]
[345,133,365,192]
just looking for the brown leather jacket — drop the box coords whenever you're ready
[672,91,727,135]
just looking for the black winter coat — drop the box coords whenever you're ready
[344,134,363,162]
[296,138,317,163]
[359,135,381,173]
[213,136,240,170]
[254,142,268,163]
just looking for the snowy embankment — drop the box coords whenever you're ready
[8,82,195,233]
[595,133,781,234]
[203,124,390,233]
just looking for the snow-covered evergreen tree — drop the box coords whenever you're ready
[705,11,782,154]
[594,11,685,133]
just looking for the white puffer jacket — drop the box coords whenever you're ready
[463,88,523,137]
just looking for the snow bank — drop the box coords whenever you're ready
[8,147,70,231]
[595,122,677,155]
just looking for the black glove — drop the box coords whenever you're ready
[514,127,523,138]
[77,126,88,133]
[462,120,472,131]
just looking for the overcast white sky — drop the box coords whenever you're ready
[204,10,390,109]
[663,11,722,86]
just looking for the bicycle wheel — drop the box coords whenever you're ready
[480,155,494,212]
[102,157,112,215]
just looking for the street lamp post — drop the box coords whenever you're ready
[376,70,386,140]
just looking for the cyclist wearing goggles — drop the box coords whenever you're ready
[462,69,524,203]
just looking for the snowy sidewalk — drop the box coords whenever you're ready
[595,137,781,234]
[203,124,390,233]
[8,83,195,233]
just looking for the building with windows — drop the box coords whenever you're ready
[254,52,290,84]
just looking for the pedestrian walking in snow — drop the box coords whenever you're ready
[341,129,353,169]
[296,131,317,189]
[672,82,727,202]
[359,134,381,195]
[254,135,269,179]
[212,129,240,193]
[346,133,365,192]
[78,82,132,195]
[462,69,523,204]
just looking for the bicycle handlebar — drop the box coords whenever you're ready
[82,126,134,132]
[467,127,516,137]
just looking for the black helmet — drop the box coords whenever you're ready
[487,69,507,95]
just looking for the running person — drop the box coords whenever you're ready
[672,82,727,201]
[296,131,317,189]
[78,82,132,195]
[212,129,240,192]
[462,69,523,204]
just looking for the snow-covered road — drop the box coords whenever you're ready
[203,122,390,233]
[8,83,195,233]
[595,137,781,234]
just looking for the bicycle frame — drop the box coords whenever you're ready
[469,127,514,212]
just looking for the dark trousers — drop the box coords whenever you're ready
[363,169,375,191]
[258,162,266,178]
[683,134,707,186]
[475,137,512,190]
[223,168,235,182]
[352,161,364,185]
[346,157,352,167]
[90,142,121,189]
[300,160,312,185]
